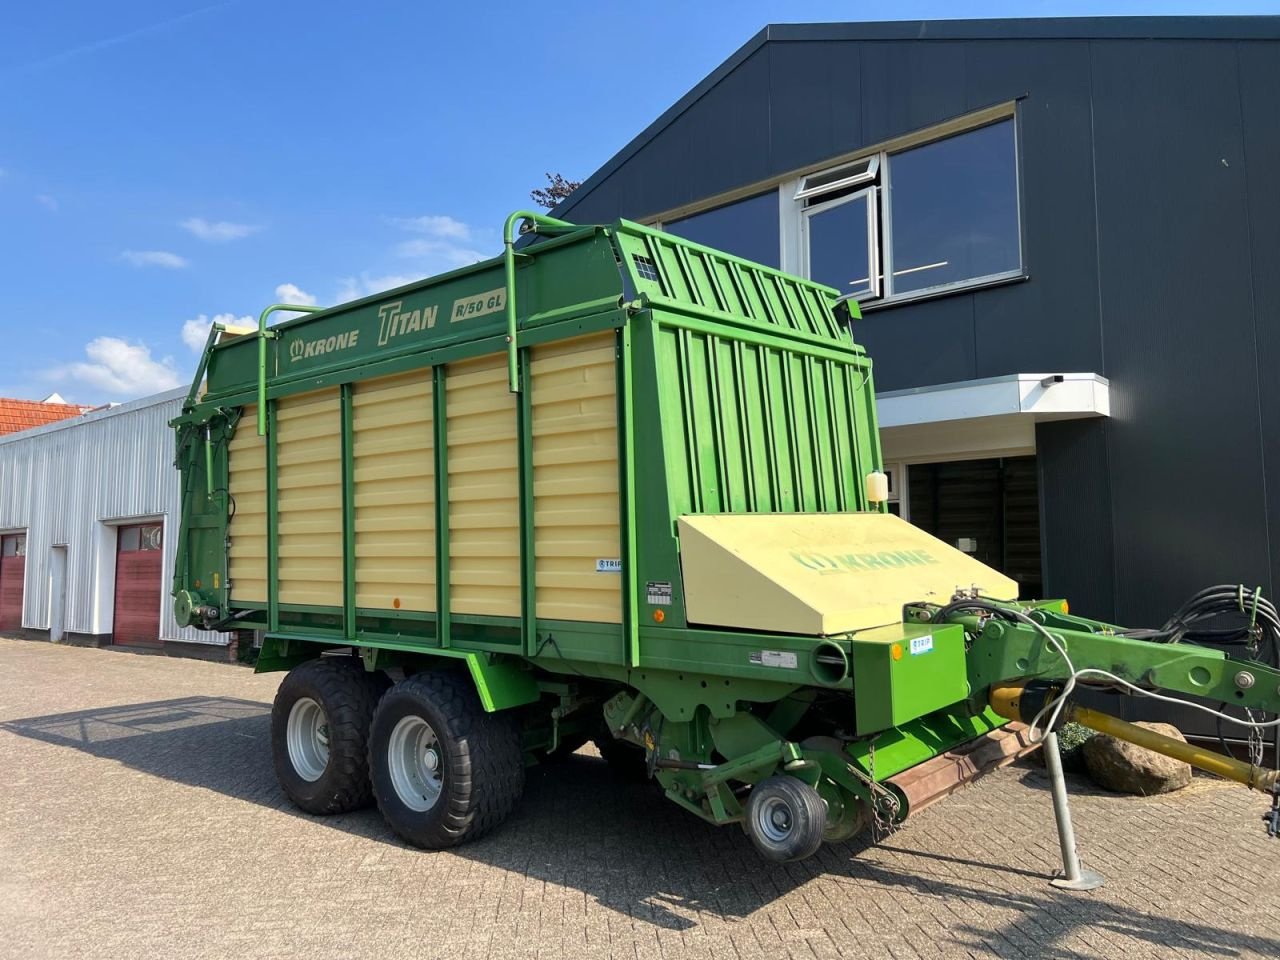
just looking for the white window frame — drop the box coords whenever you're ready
[878,119,1024,305]
[647,104,1023,311]
[799,185,881,300]
[794,155,880,202]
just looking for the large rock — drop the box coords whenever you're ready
[1082,722,1193,795]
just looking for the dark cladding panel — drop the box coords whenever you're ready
[682,47,774,202]
[964,40,1104,377]
[768,40,863,173]
[1091,38,1268,624]
[634,109,694,216]
[560,169,637,224]
[1239,41,1280,602]
[1036,419,1115,621]
[860,41,968,146]
[665,192,780,267]
[859,293,976,390]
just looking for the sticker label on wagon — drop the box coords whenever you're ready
[596,559,622,573]
[909,636,934,656]
[646,581,672,605]
[750,650,798,669]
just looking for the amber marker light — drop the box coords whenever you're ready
[653,609,665,623]
[890,643,904,661]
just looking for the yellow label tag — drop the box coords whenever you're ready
[213,573,220,589]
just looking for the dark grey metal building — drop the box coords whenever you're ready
[556,17,1280,659]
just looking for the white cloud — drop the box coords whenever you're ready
[275,282,317,306]
[52,337,182,400]
[181,318,209,352]
[390,214,472,240]
[180,217,259,242]
[35,194,57,212]
[335,273,420,303]
[121,249,188,269]
[395,237,487,266]
[330,215,491,305]
[272,283,321,320]
[182,313,253,352]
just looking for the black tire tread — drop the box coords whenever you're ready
[371,671,524,848]
[745,775,827,863]
[271,657,385,815]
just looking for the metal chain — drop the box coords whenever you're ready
[854,740,901,841]
[1247,624,1265,769]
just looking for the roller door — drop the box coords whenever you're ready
[907,456,1043,599]
[113,522,163,647]
[0,533,26,632]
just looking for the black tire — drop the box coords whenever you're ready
[744,776,827,862]
[369,671,524,849]
[271,657,386,815]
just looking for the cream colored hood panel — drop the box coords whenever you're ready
[676,512,1019,636]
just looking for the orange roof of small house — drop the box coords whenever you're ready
[0,398,96,436]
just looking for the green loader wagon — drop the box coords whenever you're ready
[172,212,1280,866]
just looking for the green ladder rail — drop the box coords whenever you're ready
[502,210,579,392]
[256,303,325,435]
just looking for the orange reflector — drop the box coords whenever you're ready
[393,598,401,609]
[1061,599,1070,615]
[890,643,903,661]
[653,609,665,623]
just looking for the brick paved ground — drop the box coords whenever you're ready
[2,636,1278,960]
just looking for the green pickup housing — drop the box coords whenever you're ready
[850,622,969,733]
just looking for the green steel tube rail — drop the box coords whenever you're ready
[185,320,238,496]
[257,303,325,435]
[502,210,579,392]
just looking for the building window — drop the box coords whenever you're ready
[119,523,162,552]
[886,121,1020,295]
[662,191,781,268]
[1,534,24,557]
[802,187,879,298]
[792,115,1021,304]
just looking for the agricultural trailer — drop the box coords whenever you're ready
[171,212,1280,878]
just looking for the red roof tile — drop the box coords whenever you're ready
[0,398,96,436]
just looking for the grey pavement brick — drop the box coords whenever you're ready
[2,636,1280,960]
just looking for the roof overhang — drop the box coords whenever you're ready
[877,373,1109,462]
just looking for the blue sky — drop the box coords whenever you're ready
[2,1,1274,404]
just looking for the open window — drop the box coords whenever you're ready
[791,114,1022,306]
[801,186,880,300]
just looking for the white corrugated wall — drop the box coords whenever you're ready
[0,387,231,645]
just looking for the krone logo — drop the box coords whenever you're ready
[288,329,360,363]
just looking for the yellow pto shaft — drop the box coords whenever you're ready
[990,682,1280,792]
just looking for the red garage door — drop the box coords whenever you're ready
[113,523,163,647]
[0,534,26,632]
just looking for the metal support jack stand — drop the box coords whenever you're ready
[1042,731,1104,891]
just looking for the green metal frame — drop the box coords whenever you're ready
[255,302,325,435]
[501,210,579,392]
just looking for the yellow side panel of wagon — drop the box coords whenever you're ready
[447,354,520,618]
[352,370,435,612]
[276,388,343,607]
[531,333,621,623]
[227,405,267,604]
